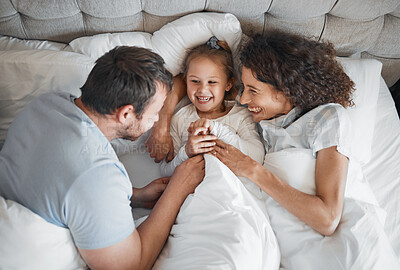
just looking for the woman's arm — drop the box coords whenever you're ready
[145,75,187,162]
[214,141,348,236]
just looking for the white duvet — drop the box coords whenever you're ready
[263,148,399,270]
[153,154,280,270]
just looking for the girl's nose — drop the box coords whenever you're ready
[198,83,209,92]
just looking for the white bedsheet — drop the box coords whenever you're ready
[362,77,400,260]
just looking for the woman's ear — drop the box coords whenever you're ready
[116,105,135,124]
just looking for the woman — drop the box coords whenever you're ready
[212,31,398,269]
[214,31,354,236]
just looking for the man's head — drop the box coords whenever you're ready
[80,46,173,140]
[81,46,173,118]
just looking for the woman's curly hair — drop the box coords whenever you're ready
[240,31,355,111]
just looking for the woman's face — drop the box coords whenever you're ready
[186,56,232,115]
[240,67,292,122]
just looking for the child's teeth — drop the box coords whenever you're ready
[198,97,210,101]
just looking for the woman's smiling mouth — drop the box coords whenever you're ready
[248,106,262,113]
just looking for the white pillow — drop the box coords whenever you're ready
[337,57,382,165]
[0,35,67,51]
[67,12,242,76]
[0,50,94,149]
[152,12,242,76]
[68,32,153,60]
[0,196,87,269]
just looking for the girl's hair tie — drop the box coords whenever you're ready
[206,36,221,49]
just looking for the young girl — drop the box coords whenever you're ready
[160,36,264,198]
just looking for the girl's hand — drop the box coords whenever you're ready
[213,139,258,178]
[187,118,215,135]
[185,126,217,158]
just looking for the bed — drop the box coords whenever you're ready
[0,1,399,269]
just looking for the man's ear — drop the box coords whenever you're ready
[116,105,135,124]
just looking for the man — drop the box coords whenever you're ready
[0,46,205,269]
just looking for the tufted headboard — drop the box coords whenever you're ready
[0,0,399,87]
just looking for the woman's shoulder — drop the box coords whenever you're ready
[304,103,349,124]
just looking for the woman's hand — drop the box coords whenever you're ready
[187,118,214,135]
[131,177,170,209]
[213,139,258,178]
[185,125,217,158]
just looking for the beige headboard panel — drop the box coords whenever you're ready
[0,0,399,87]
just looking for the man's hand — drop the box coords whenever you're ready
[131,177,170,209]
[145,121,174,163]
[168,155,205,198]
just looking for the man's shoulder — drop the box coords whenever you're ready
[31,91,76,106]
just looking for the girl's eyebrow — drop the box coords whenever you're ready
[188,75,221,79]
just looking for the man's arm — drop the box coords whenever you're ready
[78,155,205,270]
[131,177,170,209]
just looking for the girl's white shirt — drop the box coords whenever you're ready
[160,100,265,198]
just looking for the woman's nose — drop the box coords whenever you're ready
[240,89,250,105]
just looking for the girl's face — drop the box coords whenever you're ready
[240,66,293,122]
[186,56,233,116]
